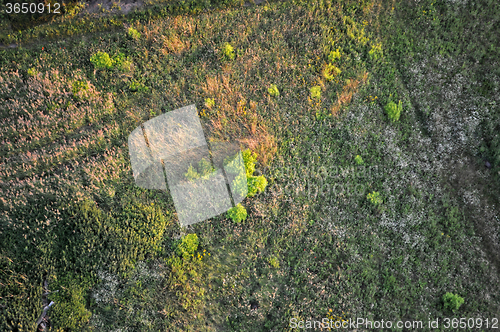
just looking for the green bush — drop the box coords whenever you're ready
[354,155,364,165]
[184,158,215,181]
[224,149,268,198]
[27,68,38,77]
[328,49,341,62]
[128,27,141,40]
[112,52,132,72]
[247,175,268,197]
[323,63,342,81]
[310,86,321,99]
[242,149,257,177]
[205,98,215,108]
[72,80,89,99]
[369,42,383,60]
[227,203,247,223]
[223,42,236,60]
[385,100,402,122]
[175,234,199,259]
[90,51,114,69]
[443,292,464,313]
[129,81,149,93]
[268,84,280,97]
[268,255,280,268]
[367,191,382,206]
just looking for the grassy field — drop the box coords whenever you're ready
[1,0,499,331]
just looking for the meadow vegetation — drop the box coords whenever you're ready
[0,0,499,330]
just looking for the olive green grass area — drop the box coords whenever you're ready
[1,0,500,331]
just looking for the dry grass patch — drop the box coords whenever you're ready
[331,71,369,116]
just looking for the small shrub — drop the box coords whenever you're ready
[128,27,141,40]
[247,175,267,197]
[328,49,341,62]
[27,68,38,77]
[232,173,248,198]
[72,80,89,95]
[385,100,402,122]
[204,98,215,109]
[184,158,215,181]
[222,42,235,60]
[112,52,131,72]
[268,84,280,97]
[198,158,215,179]
[354,155,364,165]
[323,64,342,81]
[90,51,113,69]
[185,165,200,181]
[175,234,199,259]
[367,191,382,206]
[242,149,257,177]
[310,86,321,99]
[227,203,247,223]
[443,292,464,313]
[369,42,383,60]
[72,80,89,101]
[268,256,280,268]
[129,81,149,93]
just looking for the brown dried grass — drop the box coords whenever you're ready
[331,71,369,116]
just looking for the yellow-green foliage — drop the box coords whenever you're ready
[175,234,199,260]
[205,98,215,108]
[367,191,382,206]
[443,292,465,313]
[223,42,236,60]
[184,157,215,181]
[90,51,113,69]
[227,203,247,223]
[128,27,141,40]
[310,86,321,99]
[328,49,341,62]
[385,100,402,122]
[225,150,267,198]
[51,282,92,330]
[129,81,149,93]
[369,42,383,60]
[112,52,132,72]
[247,175,267,197]
[72,80,89,101]
[27,68,38,77]
[268,84,280,97]
[355,155,364,165]
[268,255,280,268]
[242,149,257,177]
[344,16,369,46]
[323,63,342,81]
